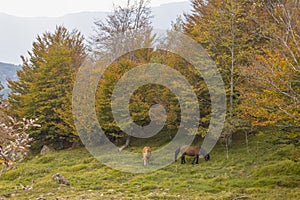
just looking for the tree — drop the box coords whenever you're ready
[89,0,154,59]
[8,26,86,149]
[239,0,300,129]
[90,0,155,150]
[89,0,217,151]
[0,87,40,174]
[184,0,263,154]
[94,49,208,145]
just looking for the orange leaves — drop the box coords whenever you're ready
[239,46,300,127]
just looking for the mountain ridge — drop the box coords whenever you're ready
[0,1,190,64]
[0,62,21,98]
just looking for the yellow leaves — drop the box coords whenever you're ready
[240,46,300,126]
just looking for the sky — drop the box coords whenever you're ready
[0,0,187,17]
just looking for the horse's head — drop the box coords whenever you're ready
[200,148,210,161]
[204,154,210,161]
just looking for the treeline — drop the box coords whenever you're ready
[1,0,299,151]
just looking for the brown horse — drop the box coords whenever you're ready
[175,146,210,164]
[142,146,152,166]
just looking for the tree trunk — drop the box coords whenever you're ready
[229,0,236,118]
[245,131,249,154]
[225,139,229,160]
[119,135,131,152]
[225,134,232,160]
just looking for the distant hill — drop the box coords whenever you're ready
[0,1,190,64]
[0,62,21,98]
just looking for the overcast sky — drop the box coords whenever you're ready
[0,0,187,17]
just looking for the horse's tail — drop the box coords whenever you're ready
[174,147,180,162]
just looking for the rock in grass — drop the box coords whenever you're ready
[40,145,54,155]
[52,173,70,186]
[107,189,114,194]
[56,197,69,200]
[36,197,46,200]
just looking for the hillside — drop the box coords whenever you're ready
[0,62,21,98]
[0,131,299,199]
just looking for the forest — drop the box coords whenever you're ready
[0,0,299,199]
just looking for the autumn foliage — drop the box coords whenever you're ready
[0,100,40,172]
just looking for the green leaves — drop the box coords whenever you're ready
[8,26,86,148]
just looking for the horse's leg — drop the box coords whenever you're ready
[143,154,148,166]
[195,155,199,164]
[181,155,186,164]
[192,156,196,164]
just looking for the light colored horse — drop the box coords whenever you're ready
[142,146,151,166]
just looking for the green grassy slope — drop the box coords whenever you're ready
[0,132,299,200]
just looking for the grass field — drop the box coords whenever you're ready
[0,131,299,199]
